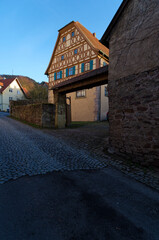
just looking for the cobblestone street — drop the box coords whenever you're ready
[0,113,159,240]
[0,113,107,184]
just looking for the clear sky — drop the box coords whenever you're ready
[0,0,123,83]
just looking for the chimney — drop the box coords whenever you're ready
[93,32,96,37]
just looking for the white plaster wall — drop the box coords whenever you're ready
[1,80,26,111]
[0,94,2,111]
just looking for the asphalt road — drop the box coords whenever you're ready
[0,112,159,240]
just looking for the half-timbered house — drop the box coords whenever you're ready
[45,21,109,121]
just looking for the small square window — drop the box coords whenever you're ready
[71,31,74,37]
[9,88,13,92]
[63,37,66,42]
[9,97,13,101]
[61,55,64,60]
[17,90,20,95]
[76,90,86,98]
[74,49,78,54]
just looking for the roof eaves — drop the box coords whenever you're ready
[45,32,60,75]
[15,77,28,98]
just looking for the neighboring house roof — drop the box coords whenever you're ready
[0,75,39,98]
[41,81,49,87]
[0,77,27,97]
[45,21,109,75]
[0,78,15,93]
[100,0,131,47]
[23,87,29,97]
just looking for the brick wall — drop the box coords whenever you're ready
[10,101,55,128]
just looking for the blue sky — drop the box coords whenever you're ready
[0,0,122,83]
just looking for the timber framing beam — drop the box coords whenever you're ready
[50,65,108,94]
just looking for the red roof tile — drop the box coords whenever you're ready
[75,21,109,57]
[0,78,15,93]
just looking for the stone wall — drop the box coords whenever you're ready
[109,0,159,80]
[109,67,159,166]
[108,0,159,166]
[10,101,55,128]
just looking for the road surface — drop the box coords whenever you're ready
[0,112,159,240]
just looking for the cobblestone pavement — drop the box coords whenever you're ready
[43,123,159,192]
[1,113,159,191]
[0,114,108,184]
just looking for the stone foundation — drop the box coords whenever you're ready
[10,101,55,128]
[109,67,159,166]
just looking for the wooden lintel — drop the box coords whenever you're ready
[53,73,108,94]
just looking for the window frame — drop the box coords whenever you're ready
[69,67,74,76]
[56,71,62,80]
[76,90,86,98]
[104,86,108,97]
[71,31,75,37]
[74,49,78,55]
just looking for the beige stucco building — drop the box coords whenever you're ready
[45,21,109,121]
[0,77,26,111]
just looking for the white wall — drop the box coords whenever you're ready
[0,80,26,111]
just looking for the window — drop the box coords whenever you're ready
[63,37,66,42]
[76,90,86,98]
[81,60,93,73]
[74,49,78,54]
[9,97,13,101]
[105,86,108,97]
[61,55,64,60]
[66,66,75,77]
[103,62,107,66]
[9,88,13,92]
[69,67,74,76]
[85,63,89,71]
[71,31,74,37]
[57,71,62,80]
[17,90,20,95]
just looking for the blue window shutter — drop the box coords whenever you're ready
[66,68,68,77]
[81,63,84,73]
[60,71,62,79]
[90,60,93,70]
[54,72,56,80]
[73,66,75,75]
